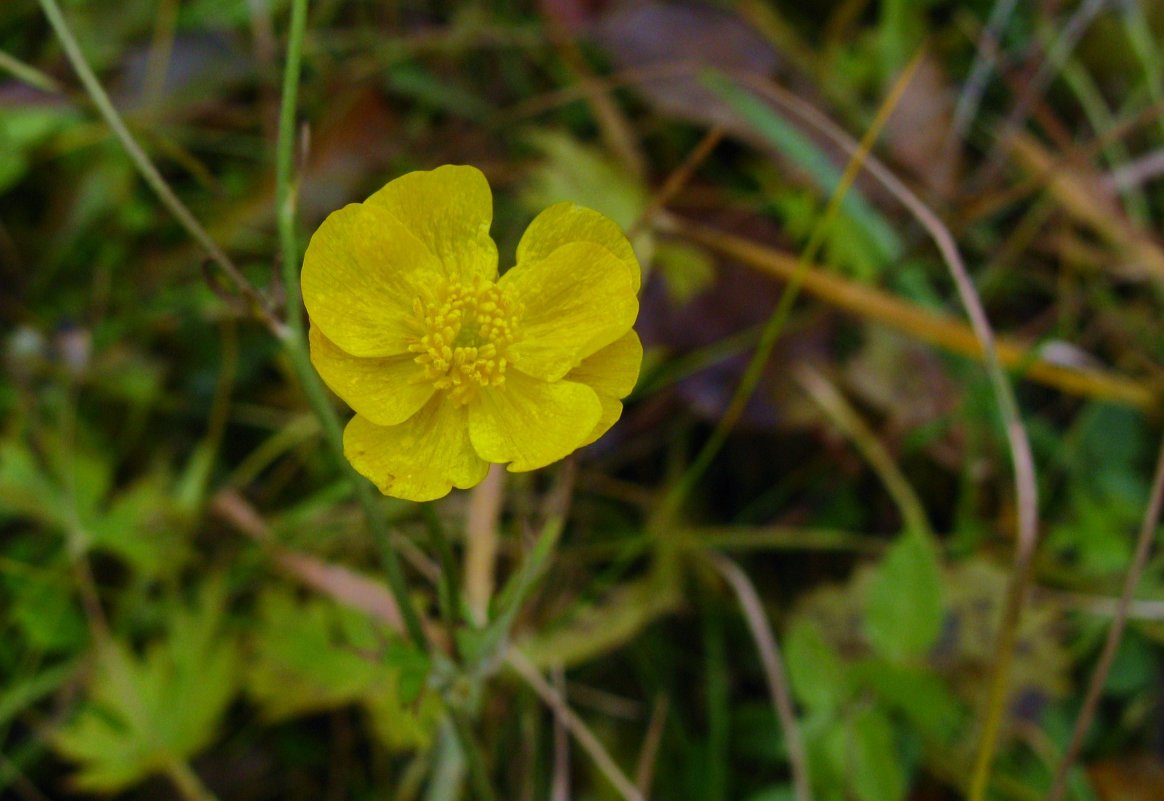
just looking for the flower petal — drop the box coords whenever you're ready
[366,165,498,284]
[565,329,643,400]
[580,396,624,448]
[468,372,601,472]
[309,326,434,427]
[565,330,643,445]
[301,202,440,357]
[500,242,638,381]
[517,202,641,292]
[344,400,489,502]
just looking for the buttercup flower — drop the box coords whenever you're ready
[301,165,642,501]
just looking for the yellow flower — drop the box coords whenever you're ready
[301,165,642,502]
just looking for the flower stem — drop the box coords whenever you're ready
[165,759,220,801]
[450,710,501,801]
[271,1,428,652]
[275,0,308,343]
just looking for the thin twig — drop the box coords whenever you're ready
[0,47,64,93]
[709,554,811,801]
[634,696,669,798]
[1039,589,1164,621]
[506,650,645,801]
[1105,148,1164,193]
[949,0,1021,145]
[1045,432,1164,801]
[629,126,725,239]
[550,667,571,801]
[546,22,646,182]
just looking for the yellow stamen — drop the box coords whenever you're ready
[408,278,521,404]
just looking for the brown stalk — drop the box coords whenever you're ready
[1045,432,1164,801]
[674,218,1154,410]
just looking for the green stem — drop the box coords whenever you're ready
[165,759,220,801]
[450,710,501,801]
[282,334,429,651]
[276,0,309,342]
[423,505,464,644]
[270,0,430,651]
[271,0,429,653]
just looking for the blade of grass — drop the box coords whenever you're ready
[703,600,728,801]
[274,0,309,343]
[0,48,63,93]
[1120,1,1164,145]
[1007,132,1164,283]
[629,125,725,239]
[1058,57,1149,225]
[948,0,1020,148]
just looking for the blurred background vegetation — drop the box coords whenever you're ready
[2,1,1164,800]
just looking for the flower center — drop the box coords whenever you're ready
[408,278,521,405]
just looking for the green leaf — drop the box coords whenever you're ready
[1104,630,1154,696]
[89,469,188,578]
[0,660,80,729]
[0,442,68,527]
[52,581,238,793]
[245,590,439,751]
[246,591,382,720]
[785,619,849,713]
[387,63,491,121]
[0,107,79,193]
[847,707,905,801]
[865,530,944,662]
[519,565,683,669]
[7,571,87,654]
[363,674,445,752]
[744,787,796,801]
[472,516,565,665]
[851,658,964,740]
[521,131,649,231]
[818,708,904,801]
